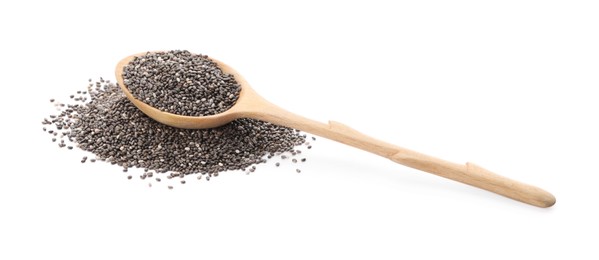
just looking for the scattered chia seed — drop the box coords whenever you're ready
[43,52,317,187]
[301,158,306,162]
[53,81,306,177]
[127,175,132,180]
[122,50,241,117]
[296,169,301,173]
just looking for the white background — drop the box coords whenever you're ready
[1,1,598,259]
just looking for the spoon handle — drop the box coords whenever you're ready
[247,104,555,207]
[329,121,555,208]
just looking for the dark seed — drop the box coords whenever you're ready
[122,50,240,117]
[42,59,314,187]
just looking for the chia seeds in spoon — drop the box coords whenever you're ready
[122,50,241,117]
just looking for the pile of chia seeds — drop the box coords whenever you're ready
[122,50,240,117]
[42,51,315,188]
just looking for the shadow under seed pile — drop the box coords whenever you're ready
[43,80,307,178]
[122,50,240,117]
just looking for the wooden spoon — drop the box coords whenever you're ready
[116,52,556,208]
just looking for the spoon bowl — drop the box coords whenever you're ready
[116,51,556,208]
[116,53,260,129]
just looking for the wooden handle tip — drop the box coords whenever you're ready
[536,192,556,208]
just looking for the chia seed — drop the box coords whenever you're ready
[122,50,241,117]
[47,78,308,177]
[43,51,317,186]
